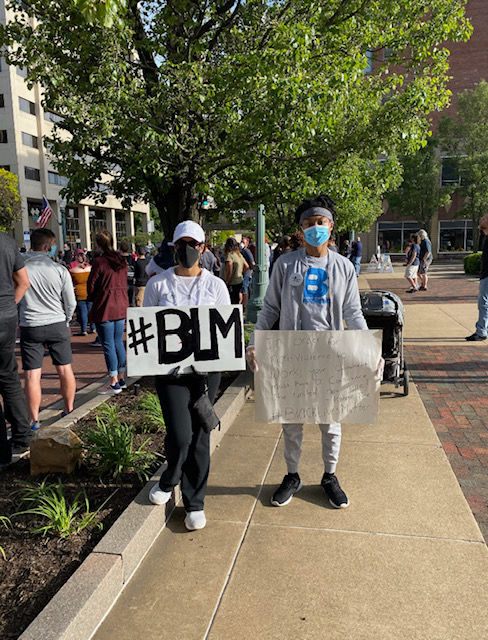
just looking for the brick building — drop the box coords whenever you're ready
[361,0,488,262]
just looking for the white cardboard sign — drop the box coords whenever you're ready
[126,305,245,376]
[255,330,382,424]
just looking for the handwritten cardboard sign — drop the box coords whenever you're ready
[255,330,382,424]
[126,305,245,376]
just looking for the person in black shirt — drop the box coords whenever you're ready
[119,240,136,307]
[134,245,149,307]
[0,232,31,467]
[466,215,488,341]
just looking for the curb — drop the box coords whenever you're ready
[18,370,251,640]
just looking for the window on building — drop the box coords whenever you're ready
[115,211,126,241]
[439,220,472,253]
[0,130,8,143]
[65,207,80,246]
[48,171,68,187]
[43,110,63,124]
[441,157,461,186]
[0,95,4,108]
[364,50,373,73]
[89,209,106,244]
[27,200,42,224]
[19,97,36,115]
[383,47,394,61]
[21,132,38,148]
[0,165,10,172]
[24,166,40,181]
[377,221,421,254]
[16,66,27,78]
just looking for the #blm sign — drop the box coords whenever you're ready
[127,305,245,376]
[255,329,382,424]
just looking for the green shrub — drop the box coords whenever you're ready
[84,416,158,482]
[95,402,120,426]
[244,322,255,347]
[13,480,115,538]
[464,252,482,275]
[137,392,166,433]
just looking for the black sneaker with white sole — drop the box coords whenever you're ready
[271,473,302,507]
[321,473,349,508]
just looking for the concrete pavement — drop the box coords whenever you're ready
[93,264,488,640]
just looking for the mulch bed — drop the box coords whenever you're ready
[0,372,236,640]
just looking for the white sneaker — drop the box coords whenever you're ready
[184,510,206,530]
[149,484,172,505]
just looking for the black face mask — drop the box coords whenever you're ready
[175,244,200,269]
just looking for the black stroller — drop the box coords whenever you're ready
[359,290,408,396]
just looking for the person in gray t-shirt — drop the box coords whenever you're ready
[18,228,77,429]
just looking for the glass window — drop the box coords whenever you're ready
[24,166,40,181]
[377,221,421,253]
[19,97,35,115]
[115,211,126,241]
[0,165,10,171]
[89,209,106,245]
[48,171,68,187]
[0,95,4,108]
[65,207,80,246]
[0,130,7,143]
[441,157,461,186]
[364,50,373,73]
[22,132,38,148]
[439,220,472,252]
[16,66,27,78]
[27,200,42,225]
[43,110,63,124]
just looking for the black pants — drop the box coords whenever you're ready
[0,316,30,463]
[228,284,241,304]
[155,372,221,512]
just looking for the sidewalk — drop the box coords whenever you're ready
[93,265,488,640]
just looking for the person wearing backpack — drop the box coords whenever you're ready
[119,241,136,307]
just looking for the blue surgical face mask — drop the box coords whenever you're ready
[48,244,57,257]
[303,225,330,247]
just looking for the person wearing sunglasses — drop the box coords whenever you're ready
[143,220,231,531]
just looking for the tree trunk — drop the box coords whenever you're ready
[151,177,199,239]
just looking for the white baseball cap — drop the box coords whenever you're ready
[169,220,206,246]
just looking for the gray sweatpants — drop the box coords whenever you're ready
[282,422,342,475]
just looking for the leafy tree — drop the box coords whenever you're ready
[1,0,471,237]
[385,138,452,235]
[439,80,488,251]
[0,169,22,231]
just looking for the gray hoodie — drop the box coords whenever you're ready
[253,248,367,337]
[18,252,76,327]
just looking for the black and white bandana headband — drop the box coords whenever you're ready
[299,207,334,226]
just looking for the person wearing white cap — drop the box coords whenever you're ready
[143,220,231,530]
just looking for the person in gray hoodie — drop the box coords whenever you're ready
[18,228,77,429]
[246,194,373,509]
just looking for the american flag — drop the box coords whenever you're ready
[36,195,53,228]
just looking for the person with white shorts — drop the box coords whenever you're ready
[405,233,421,293]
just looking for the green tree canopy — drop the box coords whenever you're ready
[0,168,22,231]
[385,138,452,235]
[1,0,471,236]
[439,80,488,251]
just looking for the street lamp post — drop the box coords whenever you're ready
[59,196,67,246]
[246,204,268,323]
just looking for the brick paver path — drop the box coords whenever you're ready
[406,346,488,541]
[15,329,108,413]
[365,265,488,542]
